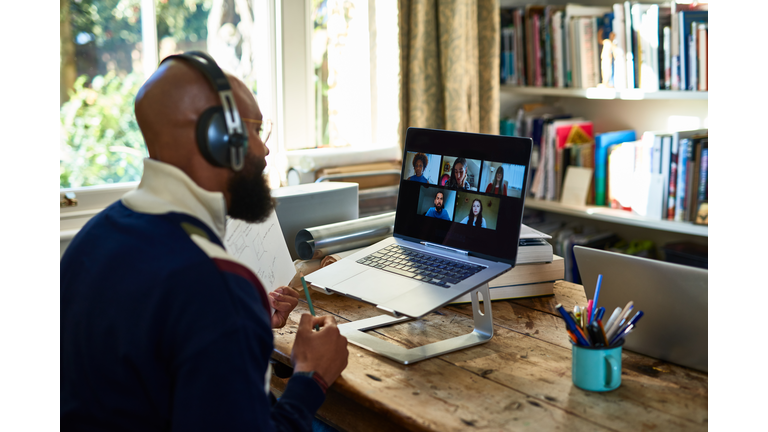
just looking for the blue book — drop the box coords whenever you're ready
[678,10,707,91]
[594,130,636,206]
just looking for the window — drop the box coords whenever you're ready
[308,0,400,150]
[60,0,276,190]
[60,0,399,196]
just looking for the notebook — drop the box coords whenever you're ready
[573,246,708,372]
[306,127,533,319]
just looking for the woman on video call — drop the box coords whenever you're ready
[485,166,507,196]
[446,157,470,190]
[459,199,486,228]
[408,153,430,183]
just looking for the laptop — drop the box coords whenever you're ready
[573,246,708,372]
[306,127,533,319]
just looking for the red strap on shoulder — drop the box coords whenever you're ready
[212,258,271,316]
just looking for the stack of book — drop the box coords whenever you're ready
[515,104,597,204]
[450,225,563,303]
[601,129,708,224]
[499,2,708,91]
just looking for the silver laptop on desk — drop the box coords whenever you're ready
[307,127,533,319]
[574,246,708,372]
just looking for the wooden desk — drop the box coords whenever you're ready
[271,281,707,431]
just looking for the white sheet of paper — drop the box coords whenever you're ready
[560,166,594,206]
[224,210,296,294]
[519,224,552,239]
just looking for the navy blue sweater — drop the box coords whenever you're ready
[61,201,323,431]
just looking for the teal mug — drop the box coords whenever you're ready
[571,340,623,392]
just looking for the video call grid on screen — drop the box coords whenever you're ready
[395,128,533,265]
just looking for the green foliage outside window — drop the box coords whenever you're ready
[60,71,147,188]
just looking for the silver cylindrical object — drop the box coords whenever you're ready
[295,212,396,260]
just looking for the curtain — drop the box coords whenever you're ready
[399,0,499,148]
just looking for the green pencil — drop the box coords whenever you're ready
[299,272,320,331]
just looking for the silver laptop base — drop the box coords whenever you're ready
[337,284,493,364]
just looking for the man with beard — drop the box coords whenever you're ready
[425,190,452,221]
[60,53,349,432]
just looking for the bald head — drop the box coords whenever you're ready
[134,56,267,200]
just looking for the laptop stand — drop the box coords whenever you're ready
[337,283,493,364]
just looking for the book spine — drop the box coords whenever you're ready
[663,26,671,89]
[624,1,635,88]
[515,9,526,86]
[667,137,678,220]
[509,29,516,85]
[533,14,540,87]
[689,22,697,91]
[526,11,535,87]
[675,139,691,221]
[697,144,708,202]
[685,140,700,221]
[545,9,553,87]
[698,23,707,91]
[612,4,627,90]
[553,11,564,88]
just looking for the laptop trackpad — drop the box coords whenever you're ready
[333,270,421,306]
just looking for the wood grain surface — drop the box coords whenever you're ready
[271,280,708,431]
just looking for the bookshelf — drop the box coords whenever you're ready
[501,86,707,101]
[525,198,707,237]
[498,0,709,262]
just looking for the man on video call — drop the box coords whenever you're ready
[60,52,349,432]
[425,190,452,221]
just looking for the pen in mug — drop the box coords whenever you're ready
[590,274,603,325]
[616,310,644,337]
[595,306,605,322]
[586,299,594,324]
[610,323,635,346]
[604,307,623,332]
[606,301,634,341]
[556,304,590,346]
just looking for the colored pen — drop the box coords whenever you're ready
[556,304,590,346]
[597,319,608,344]
[566,330,578,344]
[610,324,635,346]
[590,274,603,324]
[586,299,594,324]
[587,322,607,347]
[595,306,605,322]
[299,272,320,331]
[604,307,623,332]
[606,301,634,341]
[616,310,644,337]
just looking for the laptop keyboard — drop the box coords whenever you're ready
[356,244,485,288]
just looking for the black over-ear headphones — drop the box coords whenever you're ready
[159,51,248,171]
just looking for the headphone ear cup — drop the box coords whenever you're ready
[196,106,230,168]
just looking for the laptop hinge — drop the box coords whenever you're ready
[421,242,469,256]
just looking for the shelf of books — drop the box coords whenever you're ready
[501,86,707,101]
[524,198,707,237]
[500,2,708,94]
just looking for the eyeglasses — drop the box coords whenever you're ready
[241,118,273,145]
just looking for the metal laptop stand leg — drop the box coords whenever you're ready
[337,283,494,364]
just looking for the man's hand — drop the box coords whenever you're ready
[291,314,349,385]
[268,286,300,329]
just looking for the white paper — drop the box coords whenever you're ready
[224,210,296,294]
[519,224,552,239]
[560,166,594,206]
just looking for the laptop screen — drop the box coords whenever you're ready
[394,128,533,265]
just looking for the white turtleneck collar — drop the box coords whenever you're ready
[121,158,228,240]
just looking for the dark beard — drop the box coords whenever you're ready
[227,153,275,223]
